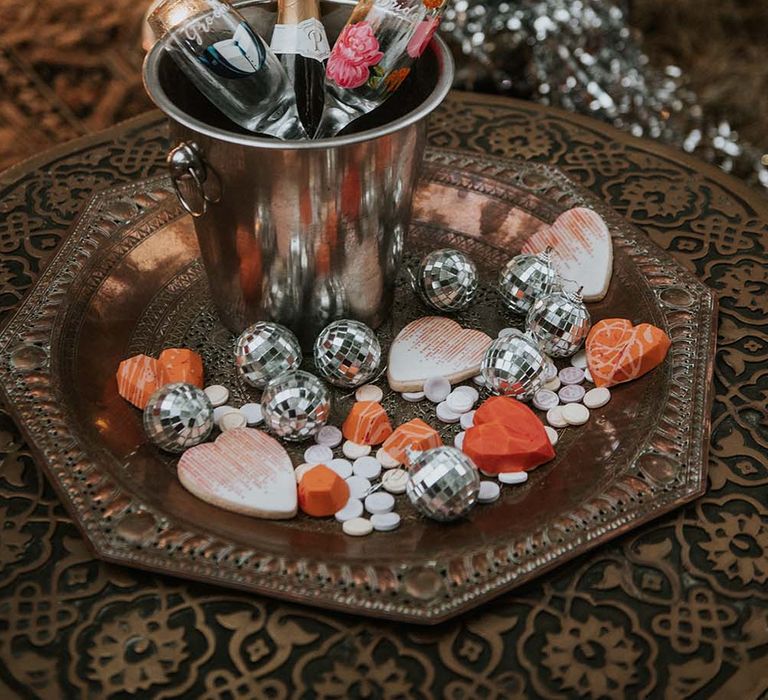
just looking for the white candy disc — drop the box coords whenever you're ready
[294,463,313,482]
[353,456,382,480]
[345,475,372,499]
[570,350,588,369]
[472,374,486,387]
[376,447,400,468]
[204,384,229,407]
[342,440,371,459]
[563,403,590,426]
[559,367,585,385]
[371,512,401,532]
[239,402,264,426]
[546,406,569,428]
[533,389,560,411]
[402,391,426,403]
[355,384,383,403]
[334,498,364,522]
[382,468,409,494]
[446,390,474,414]
[316,425,343,448]
[424,376,451,403]
[213,405,237,427]
[584,367,594,383]
[342,517,373,536]
[543,377,561,392]
[304,444,334,465]
[436,401,462,424]
[498,471,528,485]
[220,410,247,431]
[478,481,501,503]
[328,458,353,479]
[559,384,586,404]
[364,491,395,514]
[584,387,611,409]
[460,411,476,430]
[544,426,559,445]
[542,361,558,382]
[454,431,465,450]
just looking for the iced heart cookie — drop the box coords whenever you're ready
[387,317,493,392]
[178,428,297,519]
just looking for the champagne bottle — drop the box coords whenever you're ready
[271,0,331,135]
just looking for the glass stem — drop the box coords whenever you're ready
[313,92,366,139]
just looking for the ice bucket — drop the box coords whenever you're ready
[143,0,453,346]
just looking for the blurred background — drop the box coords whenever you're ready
[0,0,765,190]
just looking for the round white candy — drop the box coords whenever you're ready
[335,498,364,522]
[213,405,238,427]
[454,385,479,402]
[460,411,475,430]
[543,377,561,392]
[498,471,528,485]
[454,431,465,449]
[355,384,383,403]
[544,426,559,445]
[204,384,229,407]
[345,475,372,499]
[546,406,569,428]
[220,410,247,431]
[343,440,371,459]
[533,389,560,411]
[328,458,353,479]
[304,444,334,465]
[563,403,590,426]
[402,391,425,402]
[446,390,474,414]
[364,491,395,514]
[424,376,451,403]
[316,425,343,448]
[436,401,462,424]
[584,367,594,383]
[472,374,486,387]
[583,387,611,409]
[294,463,313,482]
[382,468,409,494]
[478,481,501,503]
[353,456,381,480]
[570,350,588,369]
[342,517,373,536]
[559,367,585,385]
[559,384,586,404]
[239,402,264,426]
[371,512,401,532]
[376,447,400,468]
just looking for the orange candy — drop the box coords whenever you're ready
[381,418,442,464]
[586,318,671,388]
[298,465,350,517]
[157,348,204,388]
[342,401,393,445]
[116,348,205,409]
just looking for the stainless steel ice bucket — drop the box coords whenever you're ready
[143,0,453,346]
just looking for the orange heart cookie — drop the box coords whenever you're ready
[586,318,671,388]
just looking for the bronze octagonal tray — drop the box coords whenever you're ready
[0,148,717,623]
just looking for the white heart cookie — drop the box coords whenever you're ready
[387,316,493,392]
[521,207,613,301]
[178,427,297,519]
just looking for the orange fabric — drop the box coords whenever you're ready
[298,465,350,517]
[586,318,671,388]
[342,401,393,445]
[381,418,442,464]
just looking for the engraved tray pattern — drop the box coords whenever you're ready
[0,148,717,622]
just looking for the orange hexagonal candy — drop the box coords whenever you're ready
[116,354,163,409]
[381,418,442,464]
[341,401,393,445]
[298,465,350,517]
[158,348,204,388]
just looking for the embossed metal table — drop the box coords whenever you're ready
[0,94,765,697]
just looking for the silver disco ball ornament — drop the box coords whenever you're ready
[261,370,331,441]
[498,249,557,315]
[414,248,479,312]
[526,287,592,358]
[235,321,302,389]
[143,382,214,453]
[481,330,546,400]
[313,319,381,388]
[406,446,480,522]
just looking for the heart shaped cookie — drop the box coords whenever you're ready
[586,318,671,388]
[387,316,493,392]
[178,427,297,519]
[117,348,204,409]
[521,207,613,301]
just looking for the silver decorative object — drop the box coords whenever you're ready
[235,321,302,389]
[143,382,214,453]
[527,288,592,358]
[313,319,381,388]
[413,248,479,312]
[406,446,480,522]
[261,370,331,441]
[481,330,546,400]
[498,250,557,315]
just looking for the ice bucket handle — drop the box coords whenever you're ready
[167,141,222,217]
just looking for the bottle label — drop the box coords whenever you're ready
[270,18,330,61]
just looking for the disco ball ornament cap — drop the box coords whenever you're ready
[414,248,479,312]
[313,319,381,388]
[498,249,557,315]
[481,331,546,400]
[235,321,302,389]
[526,287,592,357]
[406,446,480,522]
[261,370,331,441]
[143,382,214,453]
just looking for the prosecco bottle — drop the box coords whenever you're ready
[270,0,330,135]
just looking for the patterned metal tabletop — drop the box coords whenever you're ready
[0,93,765,697]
